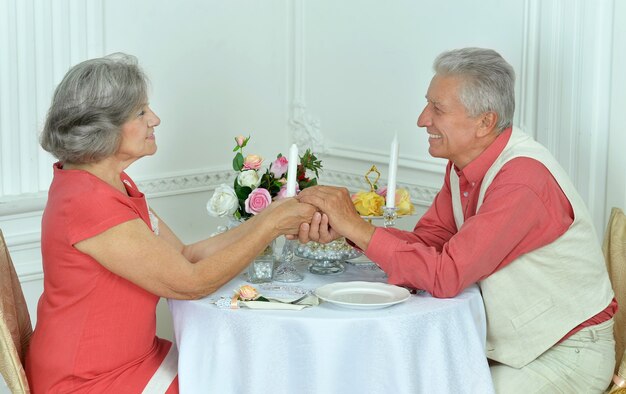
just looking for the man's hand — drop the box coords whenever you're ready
[295,186,376,250]
[296,211,341,244]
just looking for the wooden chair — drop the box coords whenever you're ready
[0,229,32,393]
[603,208,626,393]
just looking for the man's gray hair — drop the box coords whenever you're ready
[434,47,515,132]
[40,53,148,164]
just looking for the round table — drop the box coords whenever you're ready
[168,259,494,394]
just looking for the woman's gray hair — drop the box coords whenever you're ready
[40,53,149,164]
[433,47,515,132]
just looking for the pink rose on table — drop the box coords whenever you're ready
[270,156,289,178]
[238,285,259,300]
[275,184,300,200]
[376,186,387,197]
[245,188,272,215]
[243,154,263,170]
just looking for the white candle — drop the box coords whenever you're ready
[285,144,299,197]
[386,133,398,208]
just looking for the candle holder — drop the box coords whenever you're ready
[383,206,397,228]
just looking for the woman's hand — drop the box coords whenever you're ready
[257,198,317,237]
[296,211,341,244]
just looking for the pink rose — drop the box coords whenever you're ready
[235,135,246,147]
[275,184,300,200]
[270,156,289,178]
[238,285,259,300]
[376,186,387,197]
[243,154,263,170]
[245,188,272,215]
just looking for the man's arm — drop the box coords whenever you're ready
[369,159,572,297]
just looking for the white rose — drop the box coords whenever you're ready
[206,184,239,217]
[237,169,262,189]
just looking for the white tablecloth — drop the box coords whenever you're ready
[168,260,494,394]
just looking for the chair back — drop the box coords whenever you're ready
[0,229,32,393]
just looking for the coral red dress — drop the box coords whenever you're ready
[26,163,178,393]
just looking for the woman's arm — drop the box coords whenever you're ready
[149,209,250,263]
[74,198,315,300]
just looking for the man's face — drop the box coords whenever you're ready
[417,75,483,169]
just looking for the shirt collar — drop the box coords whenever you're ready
[454,127,513,184]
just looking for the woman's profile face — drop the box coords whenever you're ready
[117,104,160,161]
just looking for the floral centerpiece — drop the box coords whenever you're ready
[206,135,323,221]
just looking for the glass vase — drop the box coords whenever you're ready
[247,240,276,284]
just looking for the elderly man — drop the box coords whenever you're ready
[297,47,616,393]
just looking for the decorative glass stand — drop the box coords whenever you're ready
[295,238,363,275]
[273,239,304,283]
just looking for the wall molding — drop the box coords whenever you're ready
[323,169,438,206]
[136,167,438,205]
[135,170,234,198]
[519,0,614,233]
[288,0,327,154]
[325,145,445,177]
[0,0,104,198]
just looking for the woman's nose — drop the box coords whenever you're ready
[148,108,161,127]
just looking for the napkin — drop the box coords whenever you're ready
[215,294,319,310]
[240,294,319,310]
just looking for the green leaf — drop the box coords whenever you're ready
[233,152,244,171]
[234,183,252,200]
[299,178,317,190]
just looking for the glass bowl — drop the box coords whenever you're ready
[294,238,362,275]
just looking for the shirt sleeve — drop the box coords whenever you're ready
[367,158,573,298]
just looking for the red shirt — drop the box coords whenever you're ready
[367,129,616,335]
[26,163,177,393]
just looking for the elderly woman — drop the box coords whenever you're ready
[25,53,315,393]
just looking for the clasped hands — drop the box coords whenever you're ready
[289,186,376,251]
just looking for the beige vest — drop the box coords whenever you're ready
[450,127,614,368]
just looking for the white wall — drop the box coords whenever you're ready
[1,1,624,389]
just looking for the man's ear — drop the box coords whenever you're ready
[477,111,498,137]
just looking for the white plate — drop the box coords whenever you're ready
[360,215,413,220]
[315,281,410,309]
[346,254,376,265]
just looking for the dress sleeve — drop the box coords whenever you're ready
[65,181,141,245]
